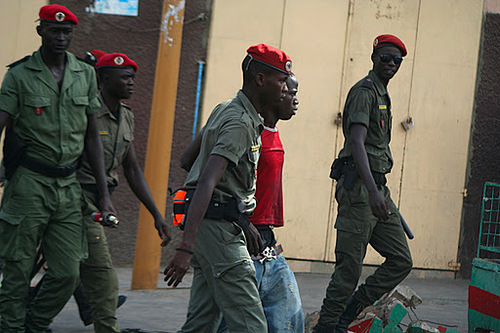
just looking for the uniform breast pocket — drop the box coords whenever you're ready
[73,96,89,111]
[24,95,51,116]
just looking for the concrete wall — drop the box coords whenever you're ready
[201,0,483,271]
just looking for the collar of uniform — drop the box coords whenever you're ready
[27,48,85,73]
[96,94,121,120]
[368,70,388,97]
[236,90,264,130]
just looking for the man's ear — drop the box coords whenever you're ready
[36,25,42,37]
[256,72,265,87]
[371,52,377,64]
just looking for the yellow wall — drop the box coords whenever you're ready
[201,0,483,271]
[0,0,47,80]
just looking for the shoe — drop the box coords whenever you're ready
[117,295,127,309]
[335,297,364,333]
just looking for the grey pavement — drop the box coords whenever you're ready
[47,266,470,333]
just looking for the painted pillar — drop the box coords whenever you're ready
[131,0,185,290]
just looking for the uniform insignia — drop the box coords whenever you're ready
[285,60,292,72]
[55,12,65,22]
[34,107,42,115]
[373,38,379,47]
[251,145,261,152]
[379,105,387,110]
[381,119,385,127]
[6,55,30,68]
[114,56,124,65]
[99,131,109,135]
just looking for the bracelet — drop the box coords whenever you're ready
[176,247,193,255]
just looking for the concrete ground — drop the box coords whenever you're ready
[47,266,471,333]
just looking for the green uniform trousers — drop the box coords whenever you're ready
[318,177,412,327]
[0,167,85,333]
[80,188,119,333]
[180,218,267,333]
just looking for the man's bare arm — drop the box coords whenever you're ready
[350,124,389,220]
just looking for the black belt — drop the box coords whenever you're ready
[21,155,79,178]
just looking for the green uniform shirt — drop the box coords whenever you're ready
[0,49,100,167]
[77,95,135,188]
[185,90,264,214]
[338,70,393,174]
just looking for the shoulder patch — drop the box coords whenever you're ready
[7,55,30,69]
[361,78,374,88]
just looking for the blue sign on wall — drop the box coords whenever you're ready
[86,0,139,17]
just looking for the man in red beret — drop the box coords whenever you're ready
[164,43,292,332]
[73,52,170,332]
[314,34,413,332]
[0,4,114,332]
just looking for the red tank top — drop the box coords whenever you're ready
[249,127,284,227]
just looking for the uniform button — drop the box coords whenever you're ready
[96,236,100,240]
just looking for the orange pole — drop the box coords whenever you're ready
[131,0,185,290]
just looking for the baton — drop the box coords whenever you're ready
[396,210,414,240]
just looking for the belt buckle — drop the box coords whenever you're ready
[259,246,277,263]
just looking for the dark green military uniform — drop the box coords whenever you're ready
[0,49,100,332]
[319,70,412,326]
[180,90,267,333]
[76,96,134,333]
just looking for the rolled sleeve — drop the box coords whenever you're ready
[0,72,19,116]
[211,122,250,166]
[345,88,374,129]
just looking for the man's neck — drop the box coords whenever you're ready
[40,46,66,69]
[263,117,278,128]
[242,87,265,116]
[373,70,390,88]
[101,91,121,117]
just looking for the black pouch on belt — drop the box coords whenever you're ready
[342,160,359,190]
[205,198,251,230]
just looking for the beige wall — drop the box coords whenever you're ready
[0,0,47,80]
[201,0,483,270]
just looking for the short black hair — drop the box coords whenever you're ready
[241,54,277,83]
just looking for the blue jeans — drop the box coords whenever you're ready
[218,254,304,332]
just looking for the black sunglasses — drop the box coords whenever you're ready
[379,54,403,65]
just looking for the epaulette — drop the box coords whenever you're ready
[76,55,95,66]
[361,77,374,88]
[121,103,131,110]
[7,55,30,69]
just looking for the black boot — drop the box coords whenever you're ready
[335,297,364,333]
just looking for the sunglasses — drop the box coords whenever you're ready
[379,54,403,65]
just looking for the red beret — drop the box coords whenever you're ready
[247,43,292,74]
[373,34,407,57]
[90,49,107,61]
[96,53,138,72]
[39,4,78,25]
